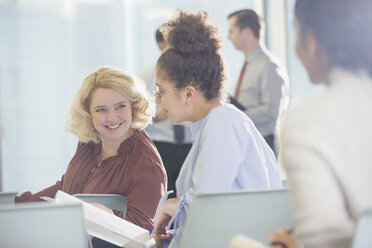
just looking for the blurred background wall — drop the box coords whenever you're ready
[0,0,323,192]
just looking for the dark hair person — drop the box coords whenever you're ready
[153,10,282,248]
[268,0,372,248]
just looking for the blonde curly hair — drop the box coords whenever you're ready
[66,66,155,143]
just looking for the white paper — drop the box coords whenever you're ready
[229,234,270,248]
[55,190,155,248]
[40,196,55,203]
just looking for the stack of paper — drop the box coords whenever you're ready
[54,190,155,248]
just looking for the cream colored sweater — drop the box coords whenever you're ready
[280,68,372,248]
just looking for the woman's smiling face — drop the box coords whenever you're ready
[90,88,133,146]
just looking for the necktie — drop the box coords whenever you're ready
[173,125,185,144]
[234,61,247,99]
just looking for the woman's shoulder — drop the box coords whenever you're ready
[133,130,156,149]
[207,104,253,126]
[198,104,257,142]
[128,130,162,162]
[280,94,333,149]
[75,141,97,154]
[209,103,242,117]
[130,130,166,175]
[283,93,329,130]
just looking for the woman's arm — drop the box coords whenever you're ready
[15,180,63,203]
[124,159,167,232]
[154,198,181,235]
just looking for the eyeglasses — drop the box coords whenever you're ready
[153,89,165,101]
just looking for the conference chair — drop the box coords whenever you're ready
[352,211,372,248]
[73,190,173,225]
[0,202,89,248]
[73,193,128,215]
[151,190,173,234]
[179,189,292,248]
[154,190,173,220]
[0,191,18,204]
[282,180,289,188]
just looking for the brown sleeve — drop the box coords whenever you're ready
[124,159,167,232]
[15,177,64,203]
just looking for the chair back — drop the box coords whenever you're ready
[0,202,89,248]
[73,193,127,215]
[352,211,372,248]
[281,180,289,188]
[0,191,18,204]
[151,190,173,234]
[179,189,292,248]
[154,190,173,220]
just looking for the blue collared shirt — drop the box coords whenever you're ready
[168,103,282,247]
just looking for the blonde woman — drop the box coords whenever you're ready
[16,66,167,233]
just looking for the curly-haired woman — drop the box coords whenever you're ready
[153,10,282,248]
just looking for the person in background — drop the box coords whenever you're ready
[139,28,192,198]
[15,66,167,233]
[227,9,290,154]
[153,10,282,248]
[268,0,372,247]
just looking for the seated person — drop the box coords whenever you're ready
[139,27,192,199]
[153,10,282,248]
[16,66,167,232]
[267,0,372,248]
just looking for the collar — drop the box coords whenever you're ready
[245,45,264,63]
[93,129,139,157]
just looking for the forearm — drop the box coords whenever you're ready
[155,198,181,235]
[161,198,181,217]
[15,182,62,203]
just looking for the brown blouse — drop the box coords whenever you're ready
[15,130,167,232]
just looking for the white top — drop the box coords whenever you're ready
[169,104,282,247]
[237,45,290,136]
[138,66,192,144]
[280,68,372,248]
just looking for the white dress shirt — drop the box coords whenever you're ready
[237,45,290,136]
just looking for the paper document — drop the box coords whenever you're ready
[229,234,270,248]
[55,190,155,248]
[40,196,55,203]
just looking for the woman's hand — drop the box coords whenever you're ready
[90,202,114,215]
[154,198,181,235]
[152,233,173,248]
[152,198,180,248]
[269,227,298,248]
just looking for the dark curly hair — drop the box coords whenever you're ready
[156,10,227,101]
[295,0,372,76]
